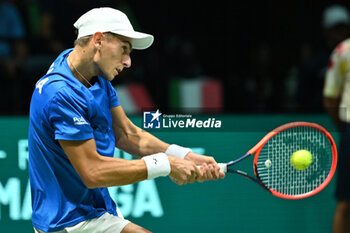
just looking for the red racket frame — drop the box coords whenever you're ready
[251,122,338,199]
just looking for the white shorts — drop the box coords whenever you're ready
[33,212,130,233]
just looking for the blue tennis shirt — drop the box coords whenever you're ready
[28,49,120,232]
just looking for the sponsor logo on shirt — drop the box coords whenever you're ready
[73,117,88,125]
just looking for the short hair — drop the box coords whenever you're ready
[74,35,93,47]
[73,32,119,47]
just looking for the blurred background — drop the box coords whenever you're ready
[0,0,349,232]
[1,0,350,115]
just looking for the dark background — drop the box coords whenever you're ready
[1,0,350,114]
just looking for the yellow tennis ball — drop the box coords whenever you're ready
[290,150,313,170]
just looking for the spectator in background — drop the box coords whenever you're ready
[29,0,101,54]
[245,41,274,112]
[323,38,350,233]
[284,43,313,111]
[297,4,350,112]
[0,0,28,114]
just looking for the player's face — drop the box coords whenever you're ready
[97,34,132,81]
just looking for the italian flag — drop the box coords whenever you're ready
[169,78,223,113]
[114,78,223,114]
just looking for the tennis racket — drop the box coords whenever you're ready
[216,121,337,199]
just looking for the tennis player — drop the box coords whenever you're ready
[28,7,225,233]
[324,38,350,233]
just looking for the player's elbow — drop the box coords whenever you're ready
[84,177,99,189]
[79,166,103,189]
[81,173,100,189]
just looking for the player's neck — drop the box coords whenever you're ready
[67,49,97,87]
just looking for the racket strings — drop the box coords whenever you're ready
[256,126,333,196]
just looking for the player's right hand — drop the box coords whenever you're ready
[168,156,202,185]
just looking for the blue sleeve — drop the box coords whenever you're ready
[48,88,94,141]
[107,81,120,108]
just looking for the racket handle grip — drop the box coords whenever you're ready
[197,163,227,173]
[218,163,227,173]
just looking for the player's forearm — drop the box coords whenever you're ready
[115,127,169,157]
[60,139,150,188]
[111,106,169,156]
[85,156,148,188]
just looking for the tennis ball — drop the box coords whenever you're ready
[290,150,313,170]
[265,159,272,168]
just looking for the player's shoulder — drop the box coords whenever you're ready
[34,74,89,107]
[35,74,73,97]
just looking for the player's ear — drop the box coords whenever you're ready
[92,32,104,50]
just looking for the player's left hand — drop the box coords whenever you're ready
[185,152,225,182]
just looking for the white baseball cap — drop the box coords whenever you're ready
[73,7,154,50]
[323,5,350,29]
